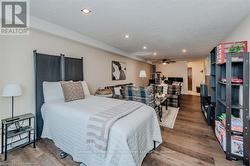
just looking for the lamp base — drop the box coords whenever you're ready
[6,117,20,122]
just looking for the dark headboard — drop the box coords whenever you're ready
[64,56,84,81]
[34,50,83,138]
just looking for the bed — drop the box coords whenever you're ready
[34,51,162,166]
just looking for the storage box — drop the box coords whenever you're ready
[215,121,244,157]
[215,120,226,151]
[216,41,248,64]
[231,135,243,157]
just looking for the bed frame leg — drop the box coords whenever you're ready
[58,149,68,159]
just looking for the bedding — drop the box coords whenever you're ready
[43,81,90,102]
[43,81,64,102]
[61,81,85,102]
[81,81,90,96]
[41,96,162,166]
[86,101,143,154]
[124,86,155,108]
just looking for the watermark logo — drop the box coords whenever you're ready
[1,0,29,35]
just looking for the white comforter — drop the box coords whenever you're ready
[41,96,162,166]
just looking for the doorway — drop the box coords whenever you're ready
[188,67,192,91]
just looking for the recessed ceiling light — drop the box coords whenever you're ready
[143,46,147,50]
[182,49,187,53]
[163,62,167,65]
[153,52,157,56]
[81,8,91,15]
[124,34,129,39]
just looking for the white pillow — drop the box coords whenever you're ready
[163,85,168,94]
[81,81,90,96]
[43,81,64,102]
[114,86,121,95]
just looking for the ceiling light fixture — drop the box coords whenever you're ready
[163,62,167,65]
[153,52,157,56]
[143,46,147,50]
[182,49,187,53]
[81,8,91,15]
[124,34,129,39]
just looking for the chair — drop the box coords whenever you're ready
[124,85,155,108]
[167,84,181,108]
[124,85,163,121]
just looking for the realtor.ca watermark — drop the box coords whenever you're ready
[0,0,29,35]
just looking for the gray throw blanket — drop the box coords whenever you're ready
[86,101,143,155]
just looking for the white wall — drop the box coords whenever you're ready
[204,56,210,76]
[222,13,250,114]
[205,13,250,88]
[223,13,250,50]
[156,61,188,94]
[187,59,205,92]
[0,29,151,120]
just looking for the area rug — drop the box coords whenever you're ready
[160,106,179,129]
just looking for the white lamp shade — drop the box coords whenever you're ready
[139,70,147,78]
[2,84,22,97]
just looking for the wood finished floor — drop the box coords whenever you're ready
[0,95,243,166]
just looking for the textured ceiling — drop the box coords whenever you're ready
[30,0,250,60]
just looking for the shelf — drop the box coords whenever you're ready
[232,60,243,63]
[6,136,30,145]
[7,126,34,138]
[2,113,34,125]
[218,81,242,86]
[217,98,226,106]
[217,60,243,65]
[4,141,35,154]
[231,103,243,109]
[219,121,243,136]
[217,63,226,66]
[218,81,226,85]
[231,130,243,136]
[217,98,243,109]
[230,154,244,160]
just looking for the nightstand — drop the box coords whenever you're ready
[1,113,36,161]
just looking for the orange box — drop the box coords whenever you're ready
[216,41,248,64]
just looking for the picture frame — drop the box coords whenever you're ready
[112,61,126,80]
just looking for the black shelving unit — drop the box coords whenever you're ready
[210,47,217,105]
[215,53,249,165]
[248,117,250,166]
[201,48,216,126]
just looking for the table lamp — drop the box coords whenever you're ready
[139,70,147,86]
[2,84,22,121]
[139,70,147,78]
